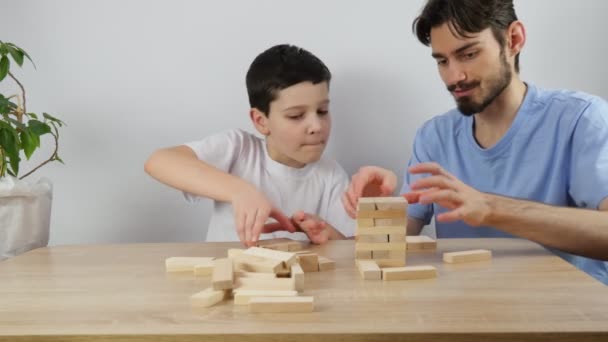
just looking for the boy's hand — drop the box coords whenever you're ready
[342,166,398,219]
[291,211,329,244]
[231,186,295,247]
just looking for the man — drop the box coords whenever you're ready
[342,0,608,284]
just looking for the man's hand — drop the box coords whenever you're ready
[342,166,398,218]
[404,162,492,226]
[231,186,296,246]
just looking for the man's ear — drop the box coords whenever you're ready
[506,20,526,60]
[250,108,270,136]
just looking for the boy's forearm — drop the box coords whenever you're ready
[144,146,253,203]
[484,194,608,260]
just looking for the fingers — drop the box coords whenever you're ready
[419,189,462,207]
[243,209,258,246]
[269,208,297,233]
[436,208,464,223]
[401,192,421,204]
[234,209,246,246]
[408,162,456,180]
[250,208,270,244]
[261,222,284,233]
[352,170,371,200]
[410,175,456,192]
[341,192,357,218]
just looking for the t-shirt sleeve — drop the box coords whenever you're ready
[400,126,435,224]
[568,97,608,209]
[324,163,356,238]
[182,129,246,202]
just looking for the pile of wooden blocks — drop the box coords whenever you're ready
[355,196,438,281]
[165,240,335,313]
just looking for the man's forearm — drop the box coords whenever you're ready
[484,194,608,260]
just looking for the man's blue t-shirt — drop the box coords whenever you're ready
[401,84,608,284]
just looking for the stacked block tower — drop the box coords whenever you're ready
[355,197,408,267]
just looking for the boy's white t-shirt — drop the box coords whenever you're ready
[184,129,355,241]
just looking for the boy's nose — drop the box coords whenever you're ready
[307,116,323,134]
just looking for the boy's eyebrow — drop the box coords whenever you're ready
[431,42,480,59]
[281,99,330,112]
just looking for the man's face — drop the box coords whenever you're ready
[263,81,331,168]
[430,23,513,116]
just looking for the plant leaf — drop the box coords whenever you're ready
[0,55,9,82]
[28,120,52,136]
[7,46,24,67]
[0,127,20,175]
[43,112,65,126]
[20,129,38,159]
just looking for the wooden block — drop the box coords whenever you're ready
[234,254,283,273]
[356,260,381,280]
[243,247,297,267]
[233,290,298,305]
[235,277,296,291]
[227,248,245,259]
[234,271,276,279]
[356,226,405,236]
[374,197,408,210]
[372,250,389,259]
[357,209,405,219]
[249,296,314,313]
[190,287,226,308]
[443,249,492,263]
[388,250,407,259]
[406,235,437,250]
[357,218,375,228]
[382,265,437,281]
[355,242,407,252]
[374,258,406,267]
[374,218,407,226]
[291,263,304,291]
[165,257,214,273]
[297,254,319,272]
[194,263,214,276]
[357,197,377,211]
[357,234,389,243]
[212,258,234,290]
[356,250,372,259]
[388,234,406,242]
[317,256,335,271]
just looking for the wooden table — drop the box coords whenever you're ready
[0,239,607,341]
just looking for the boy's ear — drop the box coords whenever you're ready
[250,108,270,136]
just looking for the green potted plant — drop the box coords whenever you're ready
[0,41,64,259]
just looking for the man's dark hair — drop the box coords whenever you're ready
[412,0,520,72]
[246,44,331,115]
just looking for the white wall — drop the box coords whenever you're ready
[0,0,606,245]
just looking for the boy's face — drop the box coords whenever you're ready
[252,81,331,168]
[430,23,513,115]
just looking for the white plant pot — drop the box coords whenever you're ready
[0,176,52,260]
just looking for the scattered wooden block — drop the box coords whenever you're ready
[212,258,234,290]
[235,277,296,291]
[227,248,245,259]
[374,258,406,267]
[249,296,314,313]
[194,263,214,276]
[317,256,335,271]
[190,287,226,307]
[256,238,305,252]
[233,254,283,273]
[234,271,276,279]
[382,265,437,281]
[296,253,319,272]
[243,247,297,267]
[165,257,214,273]
[443,249,492,264]
[291,263,305,291]
[356,250,372,259]
[406,235,437,250]
[233,290,298,305]
[356,260,381,280]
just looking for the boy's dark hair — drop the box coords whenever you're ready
[412,0,520,72]
[246,44,331,115]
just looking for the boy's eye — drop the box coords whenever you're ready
[318,110,329,116]
[288,113,304,120]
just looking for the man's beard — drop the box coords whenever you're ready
[447,50,513,116]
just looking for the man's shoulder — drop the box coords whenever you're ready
[417,108,465,139]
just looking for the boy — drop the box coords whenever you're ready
[145,44,353,247]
